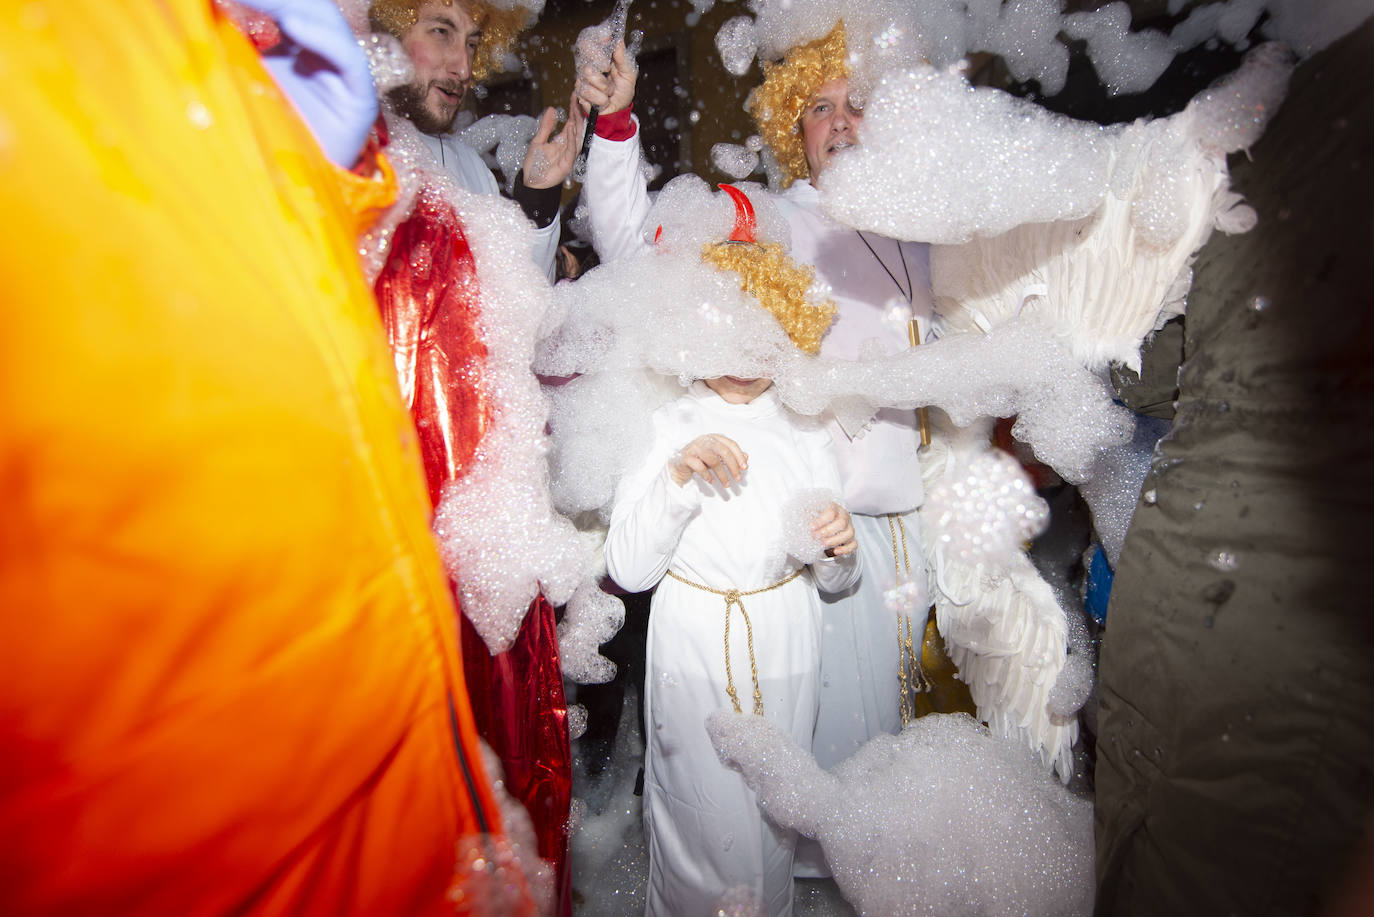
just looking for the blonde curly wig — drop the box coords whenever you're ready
[747,23,850,188]
[700,242,836,355]
[369,0,532,81]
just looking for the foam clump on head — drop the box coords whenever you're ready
[646,174,740,250]
[645,175,791,256]
[537,180,834,524]
[708,710,1095,916]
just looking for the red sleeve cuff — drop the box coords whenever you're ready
[594,106,637,142]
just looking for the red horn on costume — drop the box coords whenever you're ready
[719,184,757,244]
[652,185,754,246]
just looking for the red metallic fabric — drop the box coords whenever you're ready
[374,187,492,507]
[373,171,573,914]
[462,597,574,917]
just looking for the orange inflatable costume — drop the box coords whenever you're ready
[0,2,530,914]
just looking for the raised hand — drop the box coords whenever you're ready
[521,93,586,189]
[575,39,637,116]
[669,434,748,489]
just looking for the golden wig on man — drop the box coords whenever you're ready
[369,0,533,83]
[747,22,849,187]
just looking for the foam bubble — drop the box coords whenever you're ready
[708,711,1094,916]
[820,66,1112,245]
[557,579,626,684]
[1063,4,1176,97]
[1046,606,1095,722]
[924,449,1050,569]
[779,488,842,565]
[568,703,589,740]
[459,113,539,190]
[710,143,761,180]
[716,16,759,77]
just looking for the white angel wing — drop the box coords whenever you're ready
[919,417,1078,781]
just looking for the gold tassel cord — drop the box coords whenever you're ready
[665,568,803,716]
[889,514,931,726]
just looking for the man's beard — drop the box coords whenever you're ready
[386,81,462,136]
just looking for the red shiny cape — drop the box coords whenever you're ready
[373,161,573,914]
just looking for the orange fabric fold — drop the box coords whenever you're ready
[0,1,514,913]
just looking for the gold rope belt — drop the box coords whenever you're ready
[664,568,804,716]
[889,513,932,725]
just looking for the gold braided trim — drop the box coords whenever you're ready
[665,568,804,716]
[888,514,931,726]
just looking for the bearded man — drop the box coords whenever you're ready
[366,2,582,912]
[372,0,582,279]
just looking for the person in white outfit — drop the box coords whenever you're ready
[598,183,861,915]
[578,23,971,876]
[605,375,860,916]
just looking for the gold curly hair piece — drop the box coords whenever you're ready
[368,0,532,81]
[700,242,836,355]
[747,23,850,188]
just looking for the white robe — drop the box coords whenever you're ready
[604,383,860,916]
[586,128,933,784]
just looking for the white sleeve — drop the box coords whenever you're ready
[604,414,702,593]
[804,425,862,595]
[584,117,654,263]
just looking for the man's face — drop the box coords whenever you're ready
[799,77,863,179]
[391,0,481,135]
